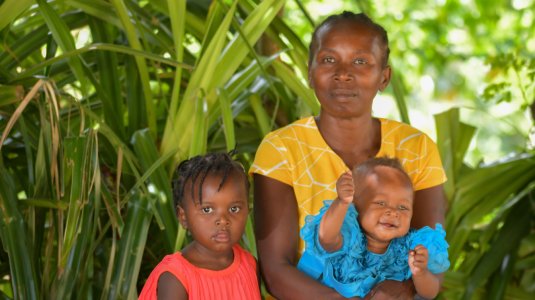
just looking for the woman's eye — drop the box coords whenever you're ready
[201,207,213,213]
[354,58,367,65]
[229,206,241,213]
[322,57,335,63]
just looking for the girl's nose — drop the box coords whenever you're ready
[215,215,230,226]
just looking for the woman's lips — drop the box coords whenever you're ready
[331,90,357,98]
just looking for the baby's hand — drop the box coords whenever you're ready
[408,245,429,276]
[336,171,354,204]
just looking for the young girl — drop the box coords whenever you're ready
[139,152,260,300]
[297,157,450,299]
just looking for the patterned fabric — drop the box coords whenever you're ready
[138,245,260,300]
[297,200,450,298]
[250,116,447,253]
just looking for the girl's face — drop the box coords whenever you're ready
[354,166,413,253]
[308,20,391,119]
[178,171,249,256]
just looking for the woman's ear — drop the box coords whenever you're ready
[308,69,314,89]
[177,205,188,229]
[379,65,392,91]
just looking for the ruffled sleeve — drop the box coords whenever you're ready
[297,200,362,279]
[298,201,373,298]
[408,223,450,274]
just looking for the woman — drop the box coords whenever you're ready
[250,12,446,300]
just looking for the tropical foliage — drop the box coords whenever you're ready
[0,0,533,299]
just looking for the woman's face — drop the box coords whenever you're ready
[308,20,391,119]
[354,166,413,252]
[178,171,249,256]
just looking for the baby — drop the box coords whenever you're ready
[298,157,450,298]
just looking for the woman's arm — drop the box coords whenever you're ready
[411,185,446,228]
[254,174,355,300]
[369,184,446,300]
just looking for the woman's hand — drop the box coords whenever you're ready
[365,280,416,300]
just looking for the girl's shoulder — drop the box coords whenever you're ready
[138,252,189,299]
[233,245,258,272]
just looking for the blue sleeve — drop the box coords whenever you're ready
[298,201,373,298]
[297,200,355,279]
[408,223,450,274]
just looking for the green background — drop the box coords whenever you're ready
[0,0,533,299]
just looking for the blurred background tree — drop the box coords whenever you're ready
[0,0,533,299]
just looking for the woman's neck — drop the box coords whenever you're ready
[315,114,381,168]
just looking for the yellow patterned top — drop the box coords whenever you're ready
[250,116,446,253]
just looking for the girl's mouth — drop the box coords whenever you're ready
[212,230,230,243]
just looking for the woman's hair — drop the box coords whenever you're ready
[353,156,412,190]
[308,11,390,68]
[172,151,248,208]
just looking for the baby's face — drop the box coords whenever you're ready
[354,166,413,246]
[178,171,249,255]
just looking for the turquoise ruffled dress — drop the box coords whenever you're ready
[297,200,450,298]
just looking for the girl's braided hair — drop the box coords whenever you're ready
[172,151,248,208]
[308,11,390,68]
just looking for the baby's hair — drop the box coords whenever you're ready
[172,151,248,209]
[308,11,390,68]
[353,156,412,189]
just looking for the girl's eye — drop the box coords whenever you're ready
[229,206,241,213]
[375,201,385,206]
[354,58,367,65]
[398,206,408,211]
[201,207,213,214]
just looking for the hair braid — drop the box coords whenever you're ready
[172,151,248,209]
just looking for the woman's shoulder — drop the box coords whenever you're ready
[378,118,426,135]
[264,116,316,139]
[378,117,437,147]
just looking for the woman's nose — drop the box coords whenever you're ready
[334,64,354,81]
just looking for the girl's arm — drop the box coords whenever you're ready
[409,245,440,299]
[318,172,354,252]
[157,272,187,300]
